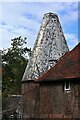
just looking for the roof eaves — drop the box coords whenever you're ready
[35,77,80,83]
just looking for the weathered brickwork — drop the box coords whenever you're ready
[78,82,80,118]
[22,80,80,119]
[39,81,79,118]
[22,13,69,81]
[22,82,40,119]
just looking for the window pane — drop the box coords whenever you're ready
[66,81,69,89]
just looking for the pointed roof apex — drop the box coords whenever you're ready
[22,12,69,82]
[44,12,58,18]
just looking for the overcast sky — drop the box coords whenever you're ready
[0,2,78,50]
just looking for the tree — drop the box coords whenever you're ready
[2,36,31,97]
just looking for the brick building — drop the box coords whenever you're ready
[22,43,80,119]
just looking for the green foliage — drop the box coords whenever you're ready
[2,36,31,97]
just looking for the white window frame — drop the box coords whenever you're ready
[64,80,70,91]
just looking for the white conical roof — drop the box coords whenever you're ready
[22,12,69,81]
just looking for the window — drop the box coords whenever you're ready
[64,80,70,91]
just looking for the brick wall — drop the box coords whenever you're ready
[22,81,40,118]
[39,81,79,118]
[22,80,80,119]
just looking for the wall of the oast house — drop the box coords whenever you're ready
[78,79,80,118]
[22,81,40,119]
[39,80,79,118]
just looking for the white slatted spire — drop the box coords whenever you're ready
[22,12,69,81]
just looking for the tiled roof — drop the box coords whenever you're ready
[36,42,80,82]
